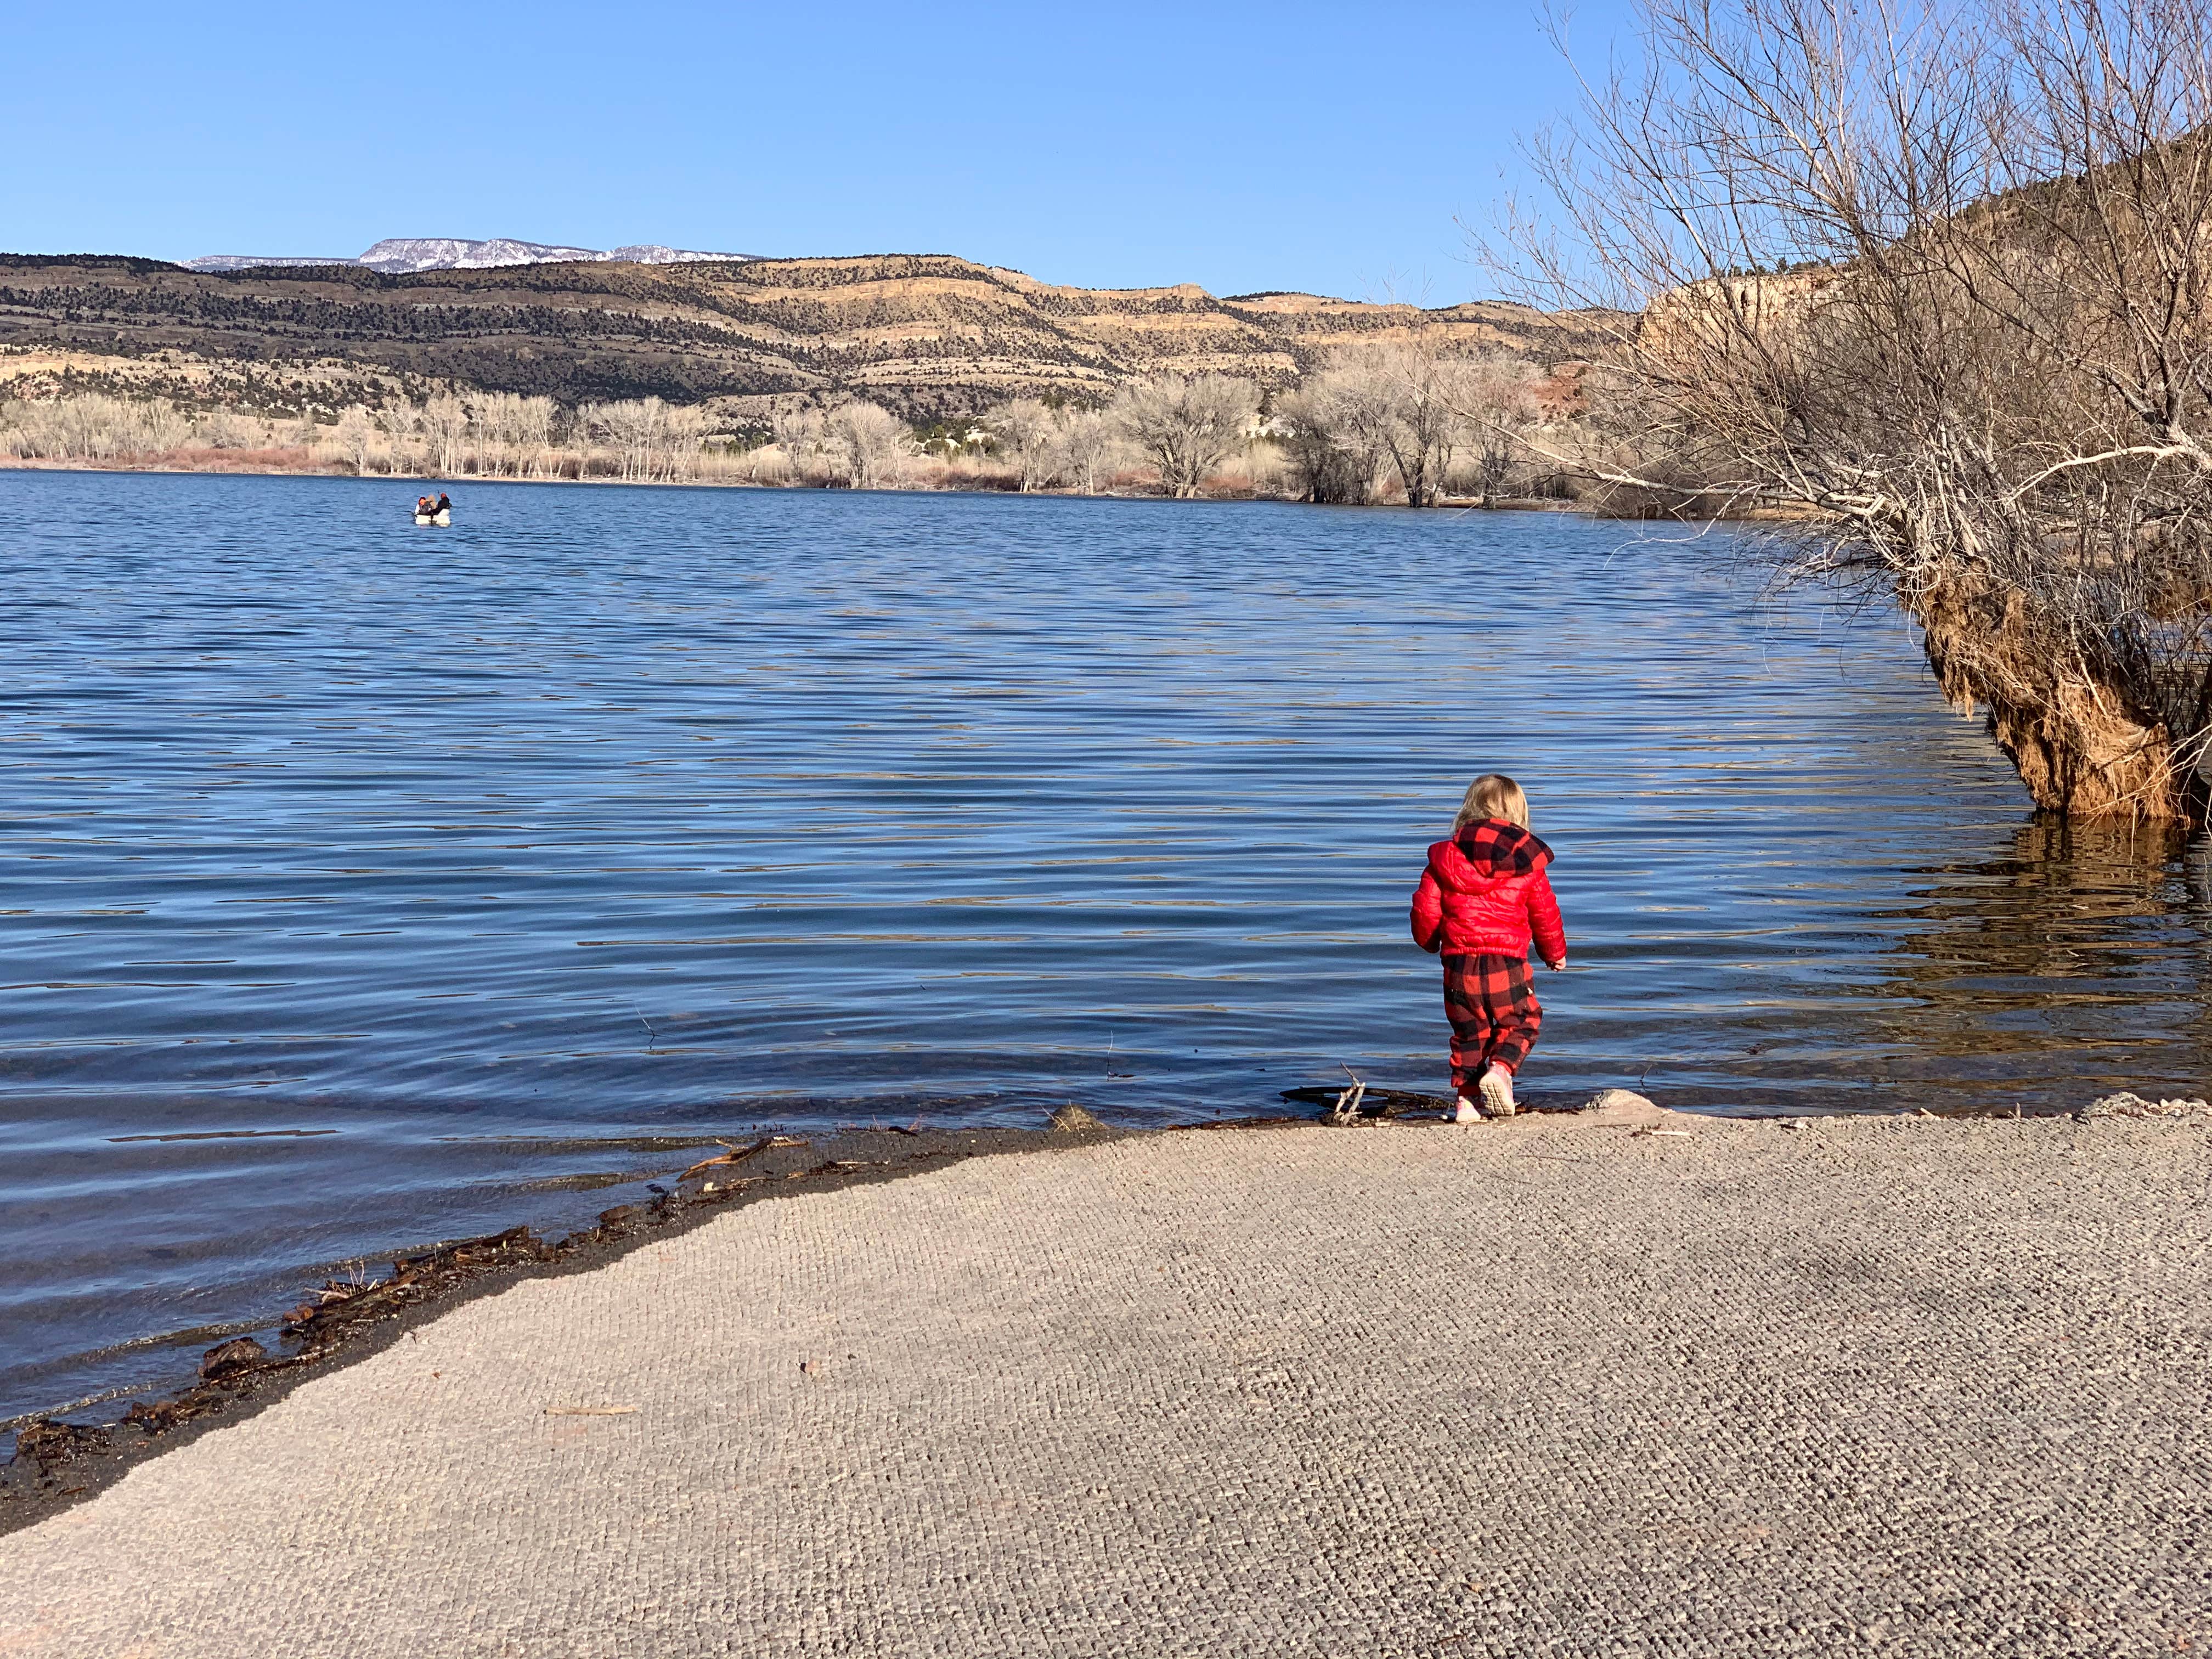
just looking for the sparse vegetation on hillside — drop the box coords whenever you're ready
[0,252,1610,424]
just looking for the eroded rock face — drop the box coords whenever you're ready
[1917,578,2191,823]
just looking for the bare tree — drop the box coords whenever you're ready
[141,400,192,455]
[473,392,523,476]
[380,403,419,473]
[93,400,130,458]
[1110,374,1260,498]
[658,402,707,480]
[586,398,694,482]
[1277,375,1391,504]
[1053,408,1119,495]
[1280,342,1496,505]
[334,405,377,476]
[420,394,470,478]
[772,403,828,486]
[1454,357,1543,506]
[827,401,910,489]
[514,395,556,478]
[985,398,1061,491]
[1342,341,1481,507]
[1495,0,2212,820]
[1,394,196,460]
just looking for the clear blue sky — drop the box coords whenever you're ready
[4,0,1627,303]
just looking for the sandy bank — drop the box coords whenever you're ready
[4,1102,2209,1656]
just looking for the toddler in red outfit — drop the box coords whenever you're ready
[1408,774,1568,1121]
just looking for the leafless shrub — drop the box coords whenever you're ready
[983,398,1062,492]
[827,401,912,489]
[0,394,195,460]
[333,405,377,476]
[1109,375,1261,498]
[1495,0,2212,819]
[421,394,470,478]
[1053,409,1120,495]
[194,409,259,450]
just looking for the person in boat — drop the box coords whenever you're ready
[416,496,433,518]
[435,493,452,516]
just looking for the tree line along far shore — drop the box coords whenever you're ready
[0,342,1579,509]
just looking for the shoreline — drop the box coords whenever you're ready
[2,1088,2177,1537]
[4,1080,2164,1526]
[0,453,1580,512]
[0,1114,1142,1537]
[5,1100,2207,1653]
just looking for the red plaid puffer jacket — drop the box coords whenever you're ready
[1410,819,1567,962]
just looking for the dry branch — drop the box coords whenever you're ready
[1491,0,2212,819]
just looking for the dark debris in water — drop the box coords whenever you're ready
[10,1418,111,1474]
[198,1337,268,1381]
[278,1224,558,1346]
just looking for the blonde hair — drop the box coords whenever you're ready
[1453,773,1530,833]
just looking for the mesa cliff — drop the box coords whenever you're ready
[0,253,1610,420]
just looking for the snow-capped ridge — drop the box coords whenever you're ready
[184,238,754,275]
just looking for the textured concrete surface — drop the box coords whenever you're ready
[5,1106,2211,1657]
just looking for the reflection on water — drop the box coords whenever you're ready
[1866,817,2211,1094]
[0,469,2204,1436]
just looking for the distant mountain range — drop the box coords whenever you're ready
[184,238,755,275]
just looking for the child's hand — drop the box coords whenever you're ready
[1543,955,1566,971]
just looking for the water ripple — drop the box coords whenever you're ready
[1,471,2204,1429]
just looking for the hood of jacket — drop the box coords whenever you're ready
[1428,819,1554,894]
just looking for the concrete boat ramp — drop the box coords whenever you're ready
[4,1101,2209,1656]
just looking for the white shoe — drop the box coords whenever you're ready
[1478,1066,1517,1118]
[1452,1097,1481,1125]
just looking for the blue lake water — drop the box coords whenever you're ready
[3,468,2207,1436]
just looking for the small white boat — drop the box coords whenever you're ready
[413,509,453,526]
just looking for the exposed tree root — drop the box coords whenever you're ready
[1916,578,2197,825]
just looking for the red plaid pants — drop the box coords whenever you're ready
[1443,952,1542,1092]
